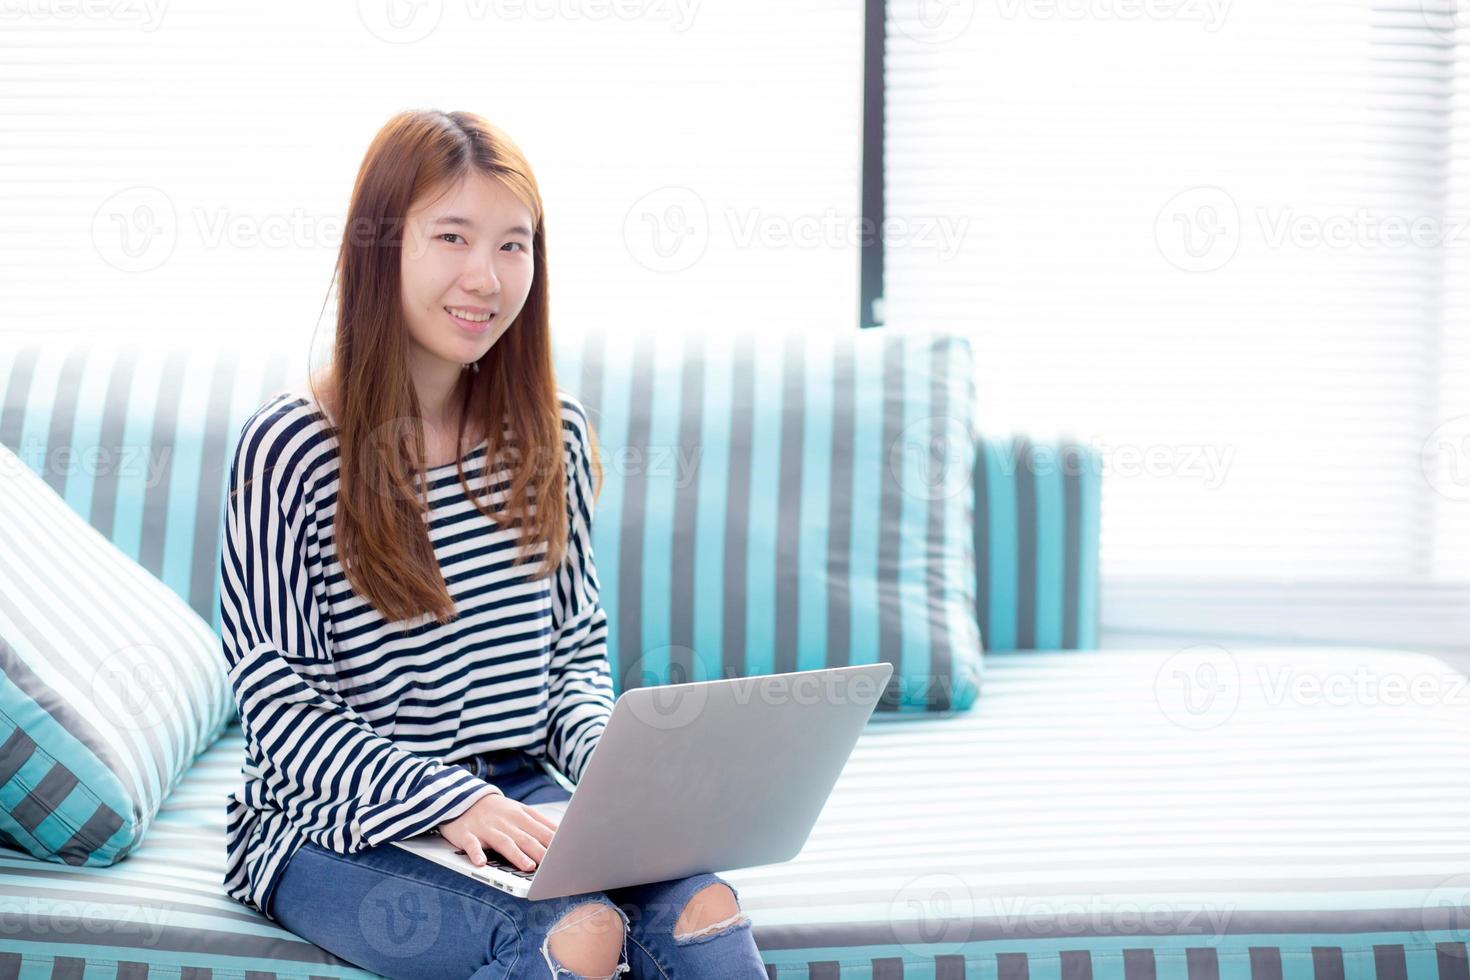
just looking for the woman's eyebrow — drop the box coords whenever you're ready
[431,215,532,236]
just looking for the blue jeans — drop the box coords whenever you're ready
[268,748,767,979]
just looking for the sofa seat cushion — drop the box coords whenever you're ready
[728,646,1470,978]
[1,646,1466,978]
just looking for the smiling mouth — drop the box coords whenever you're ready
[446,305,496,321]
[446,307,497,332]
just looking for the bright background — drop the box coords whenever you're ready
[5,0,1469,658]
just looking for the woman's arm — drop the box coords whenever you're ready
[543,400,616,785]
[220,407,502,853]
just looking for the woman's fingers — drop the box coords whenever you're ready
[449,799,560,873]
[520,809,558,843]
[507,822,550,860]
[523,805,561,835]
[488,830,536,871]
[447,829,488,867]
[514,831,548,864]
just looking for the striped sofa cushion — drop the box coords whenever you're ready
[554,325,984,711]
[0,337,302,640]
[974,436,1100,651]
[0,329,1100,707]
[0,441,234,867]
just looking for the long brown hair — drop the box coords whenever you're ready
[304,108,601,627]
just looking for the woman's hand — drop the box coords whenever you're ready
[438,794,560,871]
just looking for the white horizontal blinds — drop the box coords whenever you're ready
[0,1,862,348]
[1434,0,1470,583]
[884,0,1457,586]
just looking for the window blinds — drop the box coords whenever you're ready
[884,0,1470,645]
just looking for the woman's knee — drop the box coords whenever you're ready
[543,898,629,978]
[673,881,749,944]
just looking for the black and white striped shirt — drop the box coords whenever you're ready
[218,390,613,919]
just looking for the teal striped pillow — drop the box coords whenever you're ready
[551,326,983,713]
[0,442,234,866]
[973,436,1101,651]
[0,338,299,638]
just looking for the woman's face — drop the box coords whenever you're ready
[399,171,536,370]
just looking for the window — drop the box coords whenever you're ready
[882,0,1470,648]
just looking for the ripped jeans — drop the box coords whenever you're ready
[267,747,769,979]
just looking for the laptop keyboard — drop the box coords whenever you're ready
[451,847,536,878]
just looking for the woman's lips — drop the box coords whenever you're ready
[447,308,494,334]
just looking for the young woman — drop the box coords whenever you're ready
[218,109,766,979]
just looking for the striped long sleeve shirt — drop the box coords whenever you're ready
[218,390,614,920]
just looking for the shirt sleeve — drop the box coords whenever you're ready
[219,407,503,855]
[544,400,616,785]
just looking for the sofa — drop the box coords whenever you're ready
[1,328,1468,980]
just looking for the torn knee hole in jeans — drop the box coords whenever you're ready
[541,901,631,979]
[673,910,751,944]
[673,882,751,945]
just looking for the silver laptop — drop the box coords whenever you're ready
[390,662,893,900]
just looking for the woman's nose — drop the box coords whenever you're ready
[464,257,501,293]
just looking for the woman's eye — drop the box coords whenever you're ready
[502,242,526,252]
[439,233,464,244]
